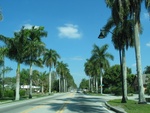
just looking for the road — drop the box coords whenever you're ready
[0,92,115,113]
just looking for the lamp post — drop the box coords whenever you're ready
[98,29,126,103]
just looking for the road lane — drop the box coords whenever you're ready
[0,93,115,113]
[62,93,115,113]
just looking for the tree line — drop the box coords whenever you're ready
[0,26,77,100]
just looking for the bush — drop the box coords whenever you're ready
[104,88,112,94]
[128,86,134,94]
[4,90,14,98]
[20,89,26,97]
[111,87,122,96]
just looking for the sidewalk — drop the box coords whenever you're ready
[101,94,150,113]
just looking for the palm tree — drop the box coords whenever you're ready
[0,27,29,100]
[38,71,48,93]
[128,0,150,103]
[56,61,68,92]
[105,0,150,104]
[101,16,136,102]
[56,61,62,92]
[24,26,47,98]
[84,59,93,92]
[43,49,60,94]
[91,44,114,94]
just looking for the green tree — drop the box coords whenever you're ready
[20,69,29,86]
[23,26,47,98]
[79,78,89,90]
[91,44,114,94]
[101,16,136,102]
[104,0,150,104]
[43,49,60,94]
[84,58,99,93]
[103,65,122,95]
[38,71,48,93]
[0,27,29,100]
[144,66,150,74]
[84,59,93,92]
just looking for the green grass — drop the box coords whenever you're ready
[108,99,150,113]
[0,93,54,102]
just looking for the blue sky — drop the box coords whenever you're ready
[0,0,150,87]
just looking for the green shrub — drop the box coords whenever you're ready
[4,90,14,98]
[128,86,134,94]
[111,87,122,95]
[104,88,112,94]
[20,89,26,97]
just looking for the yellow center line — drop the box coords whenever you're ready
[21,93,75,113]
[56,93,75,113]
[20,105,45,113]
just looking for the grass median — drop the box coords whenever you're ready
[108,99,150,113]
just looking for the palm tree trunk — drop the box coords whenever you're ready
[100,69,103,94]
[15,63,20,100]
[89,76,91,92]
[41,83,44,94]
[96,77,98,93]
[49,67,51,94]
[2,58,5,98]
[64,78,65,92]
[91,77,93,92]
[134,19,146,104]
[66,80,67,92]
[122,47,127,100]
[59,75,60,92]
[119,48,126,103]
[60,77,63,92]
[29,65,32,98]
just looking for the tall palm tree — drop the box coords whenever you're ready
[56,61,62,92]
[24,26,47,98]
[91,44,114,94]
[56,61,68,92]
[0,27,29,100]
[43,49,60,94]
[84,59,93,92]
[104,0,150,103]
[128,0,150,103]
[101,16,136,102]
[38,71,48,93]
[84,58,101,93]
[0,47,12,98]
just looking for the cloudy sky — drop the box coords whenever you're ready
[0,0,150,87]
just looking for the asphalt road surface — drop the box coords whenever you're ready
[0,92,115,113]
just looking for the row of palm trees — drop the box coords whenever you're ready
[100,0,150,104]
[0,26,75,100]
[84,44,113,94]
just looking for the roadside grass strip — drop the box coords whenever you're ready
[108,99,150,113]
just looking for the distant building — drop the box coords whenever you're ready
[132,74,150,92]
[21,85,40,92]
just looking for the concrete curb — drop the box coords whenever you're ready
[105,101,127,113]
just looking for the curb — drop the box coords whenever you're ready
[105,101,127,113]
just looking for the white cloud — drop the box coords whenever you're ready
[24,24,39,29]
[70,56,84,61]
[146,42,150,47]
[57,24,82,39]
